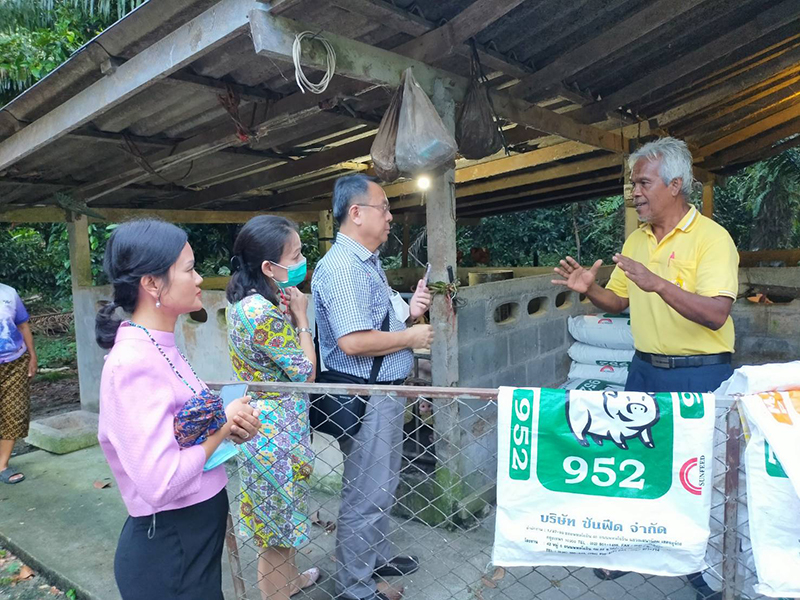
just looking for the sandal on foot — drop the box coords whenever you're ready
[291,567,323,596]
[0,468,24,484]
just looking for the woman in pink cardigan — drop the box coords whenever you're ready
[95,220,260,600]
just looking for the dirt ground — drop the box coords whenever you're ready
[12,373,81,458]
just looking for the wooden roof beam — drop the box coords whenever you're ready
[0,0,253,172]
[701,117,800,169]
[0,206,319,224]
[655,44,800,128]
[510,0,709,101]
[697,102,800,158]
[403,0,528,65]
[574,1,800,124]
[249,11,629,154]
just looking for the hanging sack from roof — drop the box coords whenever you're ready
[456,49,503,159]
[370,80,404,182]
[394,67,457,175]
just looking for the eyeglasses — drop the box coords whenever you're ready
[354,202,391,215]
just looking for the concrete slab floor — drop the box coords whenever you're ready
[0,448,701,600]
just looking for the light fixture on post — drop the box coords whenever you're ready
[417,176,431,191]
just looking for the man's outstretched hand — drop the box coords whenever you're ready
[552,257,603,294]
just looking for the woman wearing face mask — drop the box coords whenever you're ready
[95,220,261,600]
[226,216,319,600]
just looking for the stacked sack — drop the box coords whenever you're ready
[561,314,634,391]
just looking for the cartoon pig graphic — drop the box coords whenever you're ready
[566,390,660,450]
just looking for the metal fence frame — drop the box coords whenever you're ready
[209,381,751,600]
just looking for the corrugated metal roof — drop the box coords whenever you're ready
[1,0,798,219]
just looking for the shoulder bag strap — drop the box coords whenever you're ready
[367,311,392,384]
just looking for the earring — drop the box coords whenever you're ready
[155,300,161,309]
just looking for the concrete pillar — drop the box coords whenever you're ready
[427,79,459,388]
[67,213,92,289]
[702,179,715,220]
[318,209,334,256]
[67,213,97,413]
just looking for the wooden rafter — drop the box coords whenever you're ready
[0,0,253,172]
[509,0,709,101]
[574,1,800,124]
[402,0,528,65]
[697,102,800,157]
[0,206,319,224]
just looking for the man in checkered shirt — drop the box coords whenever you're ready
[312,175,433,600]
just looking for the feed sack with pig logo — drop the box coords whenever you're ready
[494,387,714,574]
[740,391,800,597]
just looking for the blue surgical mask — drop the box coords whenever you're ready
[272,257,307,290]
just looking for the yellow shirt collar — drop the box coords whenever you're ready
[643,205,699,242]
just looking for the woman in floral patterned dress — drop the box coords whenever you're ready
[225,216,319,600]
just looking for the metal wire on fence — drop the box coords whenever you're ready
[206,381,761,600]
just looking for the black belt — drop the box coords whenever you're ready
[635,350,731,369]
[377,378,406,386]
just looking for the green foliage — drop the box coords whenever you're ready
[715,148,800,251]
[0,0,143,104]
[35,329,77,369]
[455,195,625,267]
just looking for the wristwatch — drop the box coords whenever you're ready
[297,327,313,336]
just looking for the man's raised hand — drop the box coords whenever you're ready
[552,257,603,294]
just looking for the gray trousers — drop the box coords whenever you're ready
[335,393,405,599]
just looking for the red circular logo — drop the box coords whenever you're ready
[680,458,702,495]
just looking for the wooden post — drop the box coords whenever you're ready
[623,156,639,238]
[318,209,334,256]
[67,213,92,288]
[702,178,715,220]
[401,219,411,268]
[427,79,459,388]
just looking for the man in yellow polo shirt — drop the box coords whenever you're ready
[553,136,737,599]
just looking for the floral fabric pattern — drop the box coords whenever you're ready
[227,294,314,548]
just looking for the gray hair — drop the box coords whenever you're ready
[332,174,380,225]
[628,137,695,198]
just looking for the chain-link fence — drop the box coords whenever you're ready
[207,381,762,600]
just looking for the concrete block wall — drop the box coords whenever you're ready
[74,287,316,412]
[450,271,608,502]
[456,271,609,389]
[731,299,800,366]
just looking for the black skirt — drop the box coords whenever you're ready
[114,488,228,600]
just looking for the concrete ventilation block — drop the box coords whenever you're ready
[25,410,99,454]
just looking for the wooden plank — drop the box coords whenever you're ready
[318,209,334,255]
[250,10,466,101]
[702,179,714,219]
[510,0,708,100]
[459,182,623,216]
[0,0,253,172]
[0,206,318,223]
[656,45,800,127]
[739,250,800,268]
[403,0,528,64]
[453,174,620,210]
[697,102,800,157]
[263,0,309,16]
[385,141,599,198]
[250,11,630,155]
[455,154,621,199]
[701,116,800,169]
[575,1,800,124]
[67,215,92,288]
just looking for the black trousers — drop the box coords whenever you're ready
[114,488,228,600]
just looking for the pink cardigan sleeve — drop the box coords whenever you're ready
[104,356,207,509]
